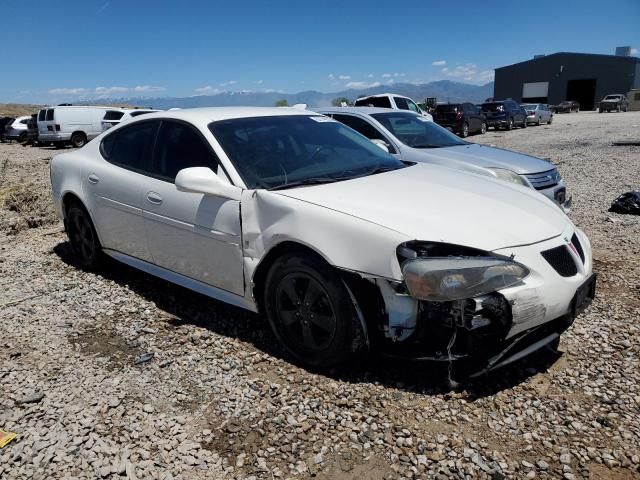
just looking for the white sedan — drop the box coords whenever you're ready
[50,107,595,374]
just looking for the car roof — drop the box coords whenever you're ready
[314,106,418,116]
[356,93,410,99]
[136,106,314,123]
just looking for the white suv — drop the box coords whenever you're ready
[354,93,433,120]
[101,108,159,131]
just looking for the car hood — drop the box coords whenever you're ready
[404,144,554,175]
[274,163,569,252]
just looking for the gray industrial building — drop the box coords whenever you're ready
[493,49,640,110]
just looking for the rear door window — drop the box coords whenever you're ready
[355,96,392,108]
[149,120,219,182]
[101,121,158,173]
[394,97,410,110]
[45,109,54,121]
[103,110,125,121]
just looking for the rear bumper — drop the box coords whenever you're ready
[485,117,508,127]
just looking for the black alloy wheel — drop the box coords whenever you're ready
[480,122,487,134]
[265,252,355,367]
[67,204,102,269]
[461,122,469,138]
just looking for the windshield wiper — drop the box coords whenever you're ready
[411,144,445,149]
[361,165,403,176]
[267,177,341,191]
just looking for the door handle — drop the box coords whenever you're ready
[146,192,163,205]
[88,174,99,184]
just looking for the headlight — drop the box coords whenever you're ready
[402,257,529,302]
[487,168,529,187]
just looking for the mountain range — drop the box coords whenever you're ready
[103,80,494,110]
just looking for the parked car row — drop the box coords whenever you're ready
[431,99,553,136]
[49,105,594,377]
[1,105,158,148]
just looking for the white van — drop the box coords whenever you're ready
[37,106,110,148]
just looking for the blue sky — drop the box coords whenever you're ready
[1,0,638,103]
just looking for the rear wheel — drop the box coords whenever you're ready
[66,203,102,270]
[264,252,355,368]
[548,115,553,124]
[71,132,87,148]
[536,116,541,126]
[18,132,27,143]
[461,122,469,138]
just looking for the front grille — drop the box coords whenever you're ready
[571,233,585,264]
[541,245,578,277]
[525,168,561,190]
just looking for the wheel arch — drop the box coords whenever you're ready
[251,239,376,351]
[60,191,104,245]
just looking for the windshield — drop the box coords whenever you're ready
[370,111,466,148]
[603,95,620,100]
[521,104,537,109]
[209,115,406,189]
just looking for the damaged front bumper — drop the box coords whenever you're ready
[371,227,595,376]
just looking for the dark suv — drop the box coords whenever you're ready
[480,100,527,130]
[0,116,15,142]
[433,103,487,137]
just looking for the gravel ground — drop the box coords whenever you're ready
[1,111,639,480]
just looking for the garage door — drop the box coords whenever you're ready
[522,82,549,98]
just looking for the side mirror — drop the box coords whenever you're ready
[175,167,241,200]
[370,138,390,153]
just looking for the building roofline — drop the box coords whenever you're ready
[496,51,640,71]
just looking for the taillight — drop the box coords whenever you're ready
[455,110,463,120]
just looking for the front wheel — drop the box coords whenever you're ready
[66,204,103,269]
[461,122,469,138]
[506,118,514,130]
[480,121,487,134]
[264,252,356,368]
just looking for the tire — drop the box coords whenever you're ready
[70,132,87,148]
[506,117,514,131]
[536,116,541,126]
[66,203,103,270]
[480,121,487,134]
[18,132,27,143]
[264,252,355,368]
[54,142,65,149]
[548,115,553,124]
[461,122,469,138]
[616,105,621,113]
[521,118,527,128]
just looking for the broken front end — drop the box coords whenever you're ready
[363,235,596,376]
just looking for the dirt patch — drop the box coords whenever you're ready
[69,327,141,370]
[588,463,640,480]
[316,454,394,480]
[1,183,58,234]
